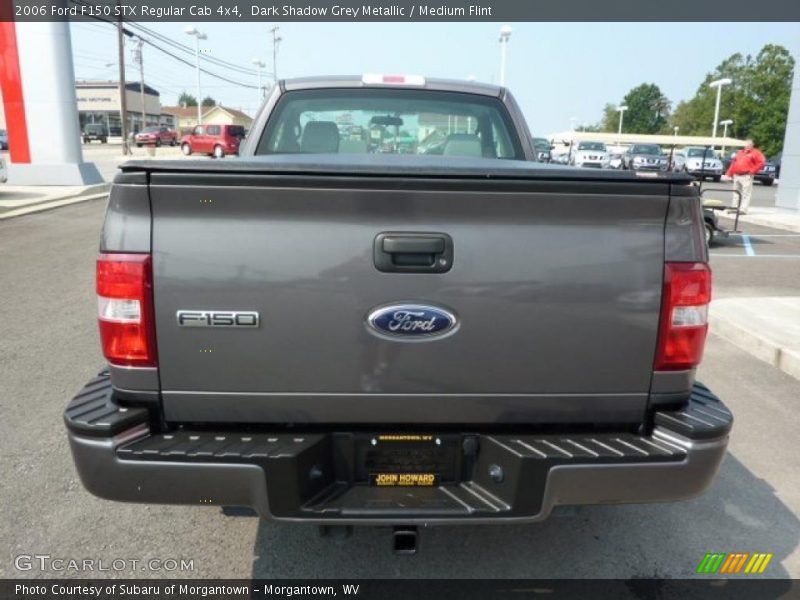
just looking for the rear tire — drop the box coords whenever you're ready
[713,175,721,183]
[136,143,142,148]
[213,145,225,159]
[181,143,192,156]
[704,223,715,247]
[762,180,774,187]
[155,139,162,148]
[170,138,177,147]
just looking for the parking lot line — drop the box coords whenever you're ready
[741,235,755,256]
[730,233,800,238]
[710,254,800,259]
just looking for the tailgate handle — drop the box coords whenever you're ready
[374,232,453,273]
[383,237,444,254]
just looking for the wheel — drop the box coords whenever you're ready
[181,143,192,156]
[170,138,177,146]
[136,143,142,148]
[213,145,225,159]
[101,138,107,144]
[155,139,162,147]
[713,175,721,183]
[762,180,774,187]
[704,223,715,247]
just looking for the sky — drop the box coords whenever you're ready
[69,21,800,136]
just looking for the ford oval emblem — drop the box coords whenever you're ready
[367,304,458,341]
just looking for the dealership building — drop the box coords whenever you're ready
[76,80,175,136]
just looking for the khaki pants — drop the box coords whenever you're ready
[732,174,753,214]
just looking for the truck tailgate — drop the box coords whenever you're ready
[149,169,668,425]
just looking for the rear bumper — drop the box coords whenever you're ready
[65,374,732,525]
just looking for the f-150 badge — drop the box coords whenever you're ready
[176,310,259,328]
[367,304,457,341]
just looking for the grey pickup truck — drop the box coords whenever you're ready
[66,76,732,536]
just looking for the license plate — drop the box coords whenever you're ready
[356,434,458,485]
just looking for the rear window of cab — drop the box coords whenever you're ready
[256,88,525,160]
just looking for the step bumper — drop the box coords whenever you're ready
[65,375,732,525]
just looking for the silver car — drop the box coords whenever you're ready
[680,147,724,182]
[0,155,7,183]
[0,129,8,150]
[571,141,609,168]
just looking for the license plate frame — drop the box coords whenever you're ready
[355,434,459,486]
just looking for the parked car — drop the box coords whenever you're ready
[82,123,108,144]
[551,152,570,165]
[670,152,687,172]
[679,147,724,181]
[66,76,730,540]
[622,144,668,171]
[0,155,6,183]
[772,152,782,179]
[721,149,736,173]
[756,160,778,186]
[0,128,8,150]
[607,152,624,169]
[570,141,608,168]
[135,126,178,147]
[180,124,245,158]
[533,137,552,162]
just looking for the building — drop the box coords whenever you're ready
[776,57,800,211]
[161,104,253,134]
[76,80,163,136]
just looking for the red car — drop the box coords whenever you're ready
[180,124,245,158]
[134,126,178,147]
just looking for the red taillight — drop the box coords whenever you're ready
[654,262,712,371]
[96,253,157,367]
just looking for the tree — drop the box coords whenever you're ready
[670,45,794,157]
[178,91,197,107]
[590,86,672,134]
[201,96,217,107]
[618,84,671,134]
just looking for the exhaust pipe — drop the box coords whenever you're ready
[392,526,418,555]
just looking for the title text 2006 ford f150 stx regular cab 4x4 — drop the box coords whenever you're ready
[65,76,732,530]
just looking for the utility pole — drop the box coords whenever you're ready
[270,26,282,84]
[116,12,130,155]
[133,38,145,129]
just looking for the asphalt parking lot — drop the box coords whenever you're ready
[1,185,799,580]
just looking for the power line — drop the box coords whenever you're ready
[127,22,270,78]
[68,0,264,88]
[136,36,259,90]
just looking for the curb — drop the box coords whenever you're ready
[0,185,110,220]
[710,314,800,381]
[717,213,800,234]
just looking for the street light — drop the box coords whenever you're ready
[270,26,282,84]
[709,78,732,140]
[184,26,207,126]
[616,105,628,135]
[673,126,679,137]
[252,58,266,100]
[498,25,512,87]
[719,119,733,154]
